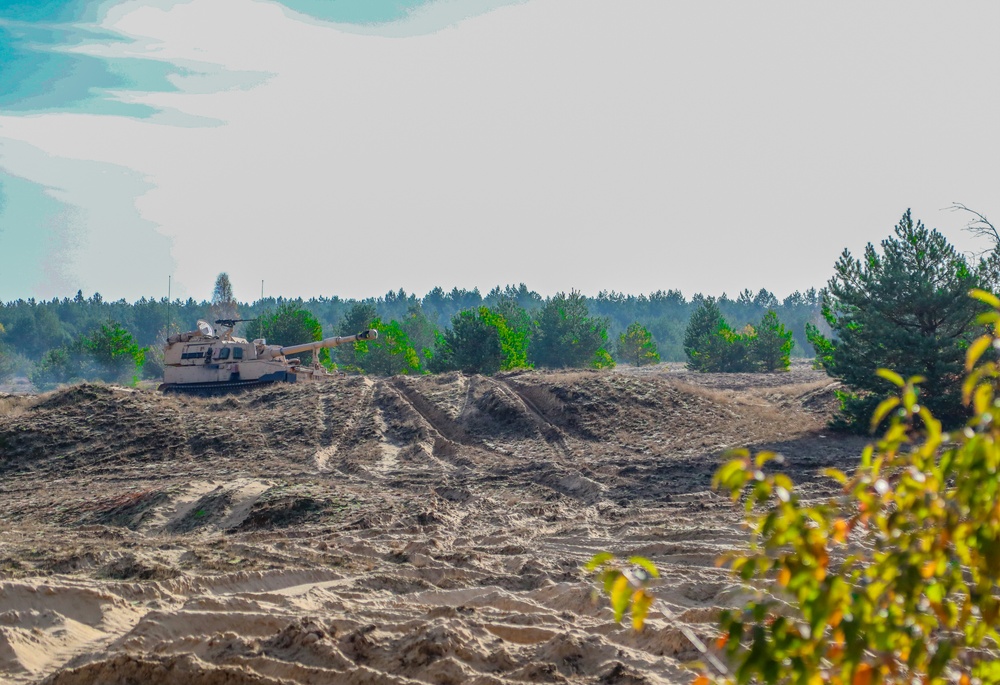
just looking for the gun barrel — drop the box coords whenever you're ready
[276,329,377,357]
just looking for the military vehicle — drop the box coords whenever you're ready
[159,319,377,394]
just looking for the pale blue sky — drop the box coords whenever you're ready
[1,0,998,303]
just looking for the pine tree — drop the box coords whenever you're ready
[530,291,613,369]
[616,322,660,367]
[822,209,997,429]
[210,272,239,322]
[432,309,503,375]
[683,298,759,372]
[753,310,793,372]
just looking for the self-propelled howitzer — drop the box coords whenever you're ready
[158,319,377,394]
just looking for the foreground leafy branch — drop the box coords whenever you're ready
[713,288,1000,684]
[591,288,1000,684]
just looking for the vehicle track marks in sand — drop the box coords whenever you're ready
[389,378,469,446]
[0,365,866,685]
[313,379,375,473]
[497,378,574,457]
[385,379,479,472]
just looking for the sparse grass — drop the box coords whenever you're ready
[0,393,38,418]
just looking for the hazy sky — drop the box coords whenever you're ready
[1,0,998,304]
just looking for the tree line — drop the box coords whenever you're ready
[0,282,824,388]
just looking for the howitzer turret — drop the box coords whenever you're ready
[158,319,377,394]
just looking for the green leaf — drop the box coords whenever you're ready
[602,569,622,595]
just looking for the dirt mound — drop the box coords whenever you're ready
[39,654,286,685]
[0,367,862,684]
[87,490,171,529]
[231,492,339,532]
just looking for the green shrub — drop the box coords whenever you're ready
[84,321,147,384]
[431,308,503,375]
[354,318,420,376]
[0,339,31,384]
[30,347,81,390]
[685,301,791,372]
[431,306,531,375]
[531,291,613,369]
[805,322,834,370]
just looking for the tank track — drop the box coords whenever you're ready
[158,379,278,396]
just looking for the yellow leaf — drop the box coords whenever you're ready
[631,589,653,630]
[974,383,994,416]
[966,334,993,371]
[754,451,778,468]
[969,288,1000,309]
[777,567,791,586]
[870,396,900,431]
[875,368,905,388]
[823,468,848,485]
[963,371,980,405]
[584,552,614,572]
[611,574,631,623]
[917,406,942,443]
[628,556,660,579]
[977,310,1000,325]
[920,560,937,579]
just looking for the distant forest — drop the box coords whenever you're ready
[0,284,824,377]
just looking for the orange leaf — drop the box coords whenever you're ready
[631,590,654,631]
[853,663,873,685]
[833,519,849,543]
[777,567,791,587]
[692,676,710,685]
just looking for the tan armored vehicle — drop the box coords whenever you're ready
[159,319,377,393]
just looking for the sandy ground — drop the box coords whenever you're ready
[0,361,868,684]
